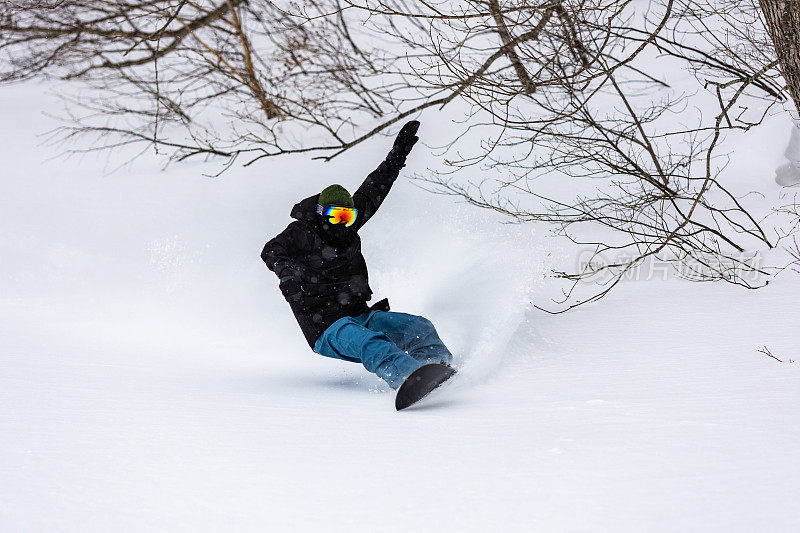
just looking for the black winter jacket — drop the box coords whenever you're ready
[261,159,402,347]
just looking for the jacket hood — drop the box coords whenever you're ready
[290,195,320,222]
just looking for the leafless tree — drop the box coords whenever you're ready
[0,0,405,167]
[758,0,800,115]
[327,0,782,308]
[2,0,798,309]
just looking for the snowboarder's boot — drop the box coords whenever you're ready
[395,363,456,411]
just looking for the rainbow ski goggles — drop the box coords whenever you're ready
[316,204,358,227]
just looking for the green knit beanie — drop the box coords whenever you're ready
[318,184,354,208]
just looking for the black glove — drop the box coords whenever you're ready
[276,262,305,303]
[386,120,420,169]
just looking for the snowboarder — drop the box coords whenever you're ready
[261,121,455,410]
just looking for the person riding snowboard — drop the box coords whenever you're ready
[261,120,455,410]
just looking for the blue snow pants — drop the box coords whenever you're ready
[313,310,453,389]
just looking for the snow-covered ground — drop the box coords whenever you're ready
[1,82,799,532]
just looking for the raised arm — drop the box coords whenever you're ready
[352,120,420,230]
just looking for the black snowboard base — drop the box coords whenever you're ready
[395,363,456,411]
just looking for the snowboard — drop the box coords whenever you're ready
[395,363,456,411]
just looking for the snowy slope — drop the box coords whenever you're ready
[1,82,799,532]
